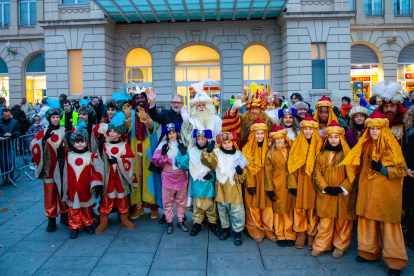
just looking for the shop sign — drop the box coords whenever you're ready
[405,73,414,79]
[351,77,370,81]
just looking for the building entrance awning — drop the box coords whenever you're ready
[91,0,288,23]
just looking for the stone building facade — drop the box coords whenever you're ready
[1,0,413,114]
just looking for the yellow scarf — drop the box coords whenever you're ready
[242,131,269,176]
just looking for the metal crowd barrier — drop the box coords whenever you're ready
[0,136,16,187]
[13,133,37,184]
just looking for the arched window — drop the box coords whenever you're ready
[397,44,414,94]
[26,53,46,105]
[243,45,271,100]
[175,45,221,112]
[125,48,152,92]
[351,44,379,102]
[0,58,9,104]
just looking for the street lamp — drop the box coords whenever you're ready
[6,41,17,56]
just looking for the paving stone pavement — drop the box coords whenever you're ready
[1,173,413,276]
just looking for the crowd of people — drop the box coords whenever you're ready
[1,80,414,276]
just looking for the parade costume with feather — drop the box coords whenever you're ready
[94,111,138,234]
[340,110,408,272]
[31,98,69,232]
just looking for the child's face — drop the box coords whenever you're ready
[74,140,87,150]
[168,130,177,141]
[303,127,313,139]
[255,130,265,143]
[50,115,61,126]
[222,140,233,150]
[107,107,116,119]
[328,133,340,147]
[197,136,208,147]
[283,114,293,127]
[109,129,122,141]
[34,118,40,124]
[275,137,285,147]
[267,103,276,111]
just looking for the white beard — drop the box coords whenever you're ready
[190,104,215,129]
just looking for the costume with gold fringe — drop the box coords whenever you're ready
[313,95,338,132]
[264,124,296,242]
[242,118,275,242]
[287,114,322,246]
[312,120,357,256]
[340,109,408,270]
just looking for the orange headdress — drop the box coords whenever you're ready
[288,114,322,175]
[269,124,292,147]
[215,131,239,150]
[246,91,266,111]
[322,120,350,154]
[313,95,338,126]
[242,118,269,176]
[339,109,405,182]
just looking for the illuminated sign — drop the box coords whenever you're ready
[351,77,370,81]
[405,73,414,79]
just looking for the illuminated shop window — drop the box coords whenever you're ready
[175,45,221,113]
[397,44,414,95]
[0,58,9,104]
[126,48,152,92]
[243,45,271,102]
[26,54,46,105]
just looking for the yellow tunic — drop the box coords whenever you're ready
[264,147,293,214]
[288,166,316,210]
[313,150,357,220]
[201,150,246,205]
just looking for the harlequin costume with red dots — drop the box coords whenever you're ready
[62,146,103,230]
[31,115,68,219]
[96,140,137,215]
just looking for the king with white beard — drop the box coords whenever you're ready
[181,79,222,148]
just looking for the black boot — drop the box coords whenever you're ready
[167,222,173,234]
[60,212,69,226]
[233,231,242,246]
[388,269,401,276]
[46,217,56,232]
[159,214,167,224]
[209,223,221,237]
[219,227,230,241]
[285,240,295,247]
[277,240,286,247]
[69,229,79,239]
[355,256,379,263]
[177,222,188,232]
[190,223,202,236]
[84,226,95,234]
[183,214,187,222]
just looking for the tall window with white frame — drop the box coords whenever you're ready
[364,0,383,16]
[243,45,271,101]
[311,43,326,90]
[0,0,10,27]
[393,0,411,15]
[19,0,36,26]
[62,0,90,4]
[125,48,153,93]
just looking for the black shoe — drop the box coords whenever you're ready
[209,223,221,237]
[69,229,79,239]
[159,214,167,224]
[177,222,188,232]
[388,269,400,276]
[190,223,202,236]
[277,240,286,247]
[46,217,56,232]
[167,222,173,234]
[285,240,295,247]
[84,226,95,234]
[60,213,69,226]
[183,214,187,222]
[219,227,230,241]
[233,231,242,246]
[355,256,379,263]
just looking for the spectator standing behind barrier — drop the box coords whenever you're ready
[20,97,33,116]
[60,100,78,131]
[91,97,104,124]
[0,97,7,114]
[0,108,21,185]
[38,98,50,127]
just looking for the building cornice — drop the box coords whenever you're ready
[351,24,414,31]
[278,11,355,25]
[38,18,116,30]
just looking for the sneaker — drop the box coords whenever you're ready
[84,226,95,234]
[219,227,230,240]
[277,240,286,247]
[29,165,36,171]
[159,214,167,224]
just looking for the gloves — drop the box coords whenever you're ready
[247,187,256,196]
[324,187,343,196]
[10,132,19,139]
[57,145,66,160]
[289,188,297,196]
[178,144,187,156]
[371,160,382,172]
[161,144,169,156]
[206,140,216,153]
[267,191,276,202]
[203,173,213,180]
[58,158,65,170]
[137,106,148,121]
[95,185,103,198]
[42,130,54,142]
[108,155,117,165]
[235,165,243,175]
[180,107,190,123]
